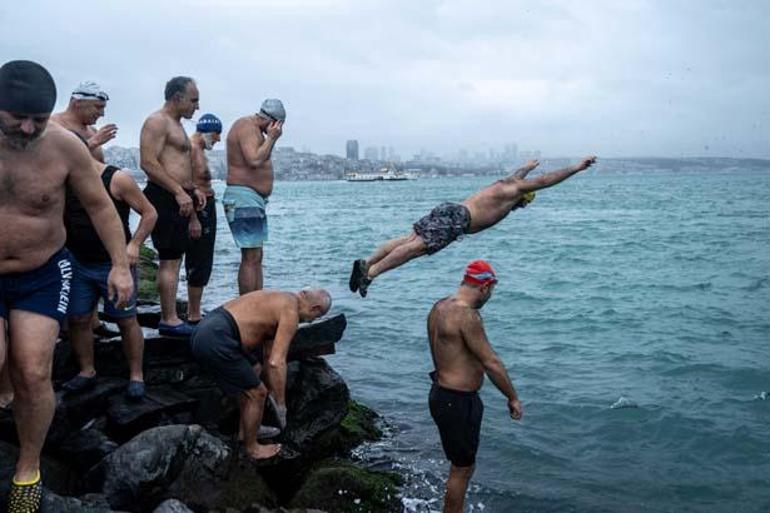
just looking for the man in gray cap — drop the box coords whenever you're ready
[224,98,285,294]
[0,60,133,512]
[51,80,117,162]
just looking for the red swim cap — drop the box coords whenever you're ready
[463,260,498,285]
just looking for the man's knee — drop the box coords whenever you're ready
[241,248,263,265]
[244,383,268,400]
[115,316,140,330]
[10,361,51,393]
[449,463,475,480]
[68,313,94,328]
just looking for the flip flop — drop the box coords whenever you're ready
[126,380,146,401]
[62,374,96,394]
[7,470,43,513]
[349,259,363,292]
[158,322,195,338]
[358,275,372,298]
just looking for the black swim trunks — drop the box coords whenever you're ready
[0,248,72,324]
[189,307,263,396]
[413,202,471,255]
[143,182,192,260]
[186,195,216,288]
[429,371,484,467]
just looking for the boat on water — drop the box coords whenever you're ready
[344,163,417,182]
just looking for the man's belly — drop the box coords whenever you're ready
[0,215,66,273]
[226,166,273,198]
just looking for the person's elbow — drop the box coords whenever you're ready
[482,355,504,372]
[142,206,158,230]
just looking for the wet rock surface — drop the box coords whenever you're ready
[0,290,400,512]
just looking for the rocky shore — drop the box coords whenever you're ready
[0,249,402,513]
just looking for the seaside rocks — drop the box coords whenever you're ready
[289,460,402,513]
[152,499,194,513]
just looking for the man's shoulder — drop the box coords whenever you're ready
[42,123,90,157]
[142,110,170,131]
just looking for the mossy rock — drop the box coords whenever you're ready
[137,244,158,302]
[312,401,382,457]
[289,459,402,513]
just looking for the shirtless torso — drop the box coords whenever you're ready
[223,290,299,352]
[428,297,487,392]
[142,110,194,191]
[0,124,106,273]
[226,115,280,198]
[191,133,214,197]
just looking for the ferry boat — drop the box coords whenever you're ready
[345,163,417,182]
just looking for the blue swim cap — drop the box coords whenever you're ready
[196,113,222,133]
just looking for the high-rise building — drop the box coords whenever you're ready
[346,140,359,160]
[364,146,379,161]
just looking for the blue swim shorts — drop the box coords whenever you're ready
[0,247,72,324]
[68,256,138,320]
[223,185,268,249]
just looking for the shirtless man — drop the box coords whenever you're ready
[350,156,597,297]
[50,81,116,162]
[189,288,331,460]
[140,76,206,337]
[0,60,133,512]
[224,99,285,294]
[186,113,223,324]
[427,260,522,513]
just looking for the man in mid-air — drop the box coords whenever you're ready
[427,260,523,513]
[350,156,597,297]
[190,288,331,460]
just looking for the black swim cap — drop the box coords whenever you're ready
[0,60,57,114]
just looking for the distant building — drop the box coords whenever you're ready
[519,150,542,160]
[364,146,379,161]
[346,140,359,160]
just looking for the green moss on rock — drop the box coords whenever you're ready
[312,401,382,457]
[289,459,402,513]
[137,243,158,302]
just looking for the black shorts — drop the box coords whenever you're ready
[429,375,484,467]
[0,247,72,325]
[189,307,262,396]
[186,195,216,287]
[413,202,471,255]
[144,182,191,261]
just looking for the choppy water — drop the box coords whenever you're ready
[181,167,768,513]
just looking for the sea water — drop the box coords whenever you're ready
[184,167,768,513]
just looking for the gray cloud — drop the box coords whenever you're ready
[2,0,767,158]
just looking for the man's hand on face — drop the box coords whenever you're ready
[266,120,283,141]
[575,155,597,172]
[175,190,194,217]
[90,123,118,147]
[508,398,523,421]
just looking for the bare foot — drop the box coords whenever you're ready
[246,443,281,460]
[0,393,12,410]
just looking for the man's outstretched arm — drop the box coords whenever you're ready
[462,310,523,420]
[517,156,596,193]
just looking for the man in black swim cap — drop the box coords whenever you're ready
[0,60,134,513]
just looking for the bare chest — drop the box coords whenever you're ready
[166,125,192,155]
[0,156,66,213]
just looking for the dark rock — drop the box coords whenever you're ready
[287,314,347,360]
[311,401,382,457]
[106,387,198,442]
[40,492,118,513]
[283,359,349,455]
[0,440,79,497]
[90,424,276,512]
[152,498,194,513]
[289,460,402,513]
[56,427,119,474]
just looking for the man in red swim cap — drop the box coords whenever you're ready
[427,260,523,513]
[350,156,597,297]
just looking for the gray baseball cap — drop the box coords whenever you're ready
[257,98,285,121]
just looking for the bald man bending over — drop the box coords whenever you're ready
[190,288,331,460]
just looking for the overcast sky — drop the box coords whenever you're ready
[2,0,768,159]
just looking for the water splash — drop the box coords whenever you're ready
[610,396,638,409]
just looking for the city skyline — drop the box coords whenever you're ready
[2,1,768,159]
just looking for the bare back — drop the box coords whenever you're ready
[226,116,274,197]
[223,290,298,351]
[0,124,100,272]
[428,297,486,392]
[141,110,194,189]
[462,180,523,234]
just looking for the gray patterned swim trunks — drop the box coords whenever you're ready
[413,202,471,254]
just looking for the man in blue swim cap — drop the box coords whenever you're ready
[186,113,223,325]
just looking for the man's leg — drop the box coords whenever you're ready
[158,258,183,325]
[367,233,428,279]
[7,310,59,482]
[443,464,475,513]
[115,316,144,383]
[239,384,280,460]
[364,234,413,268]
[238,248,263,295]
[67,313,97,378]
[187,286,204,322]
[0,317,11,408]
